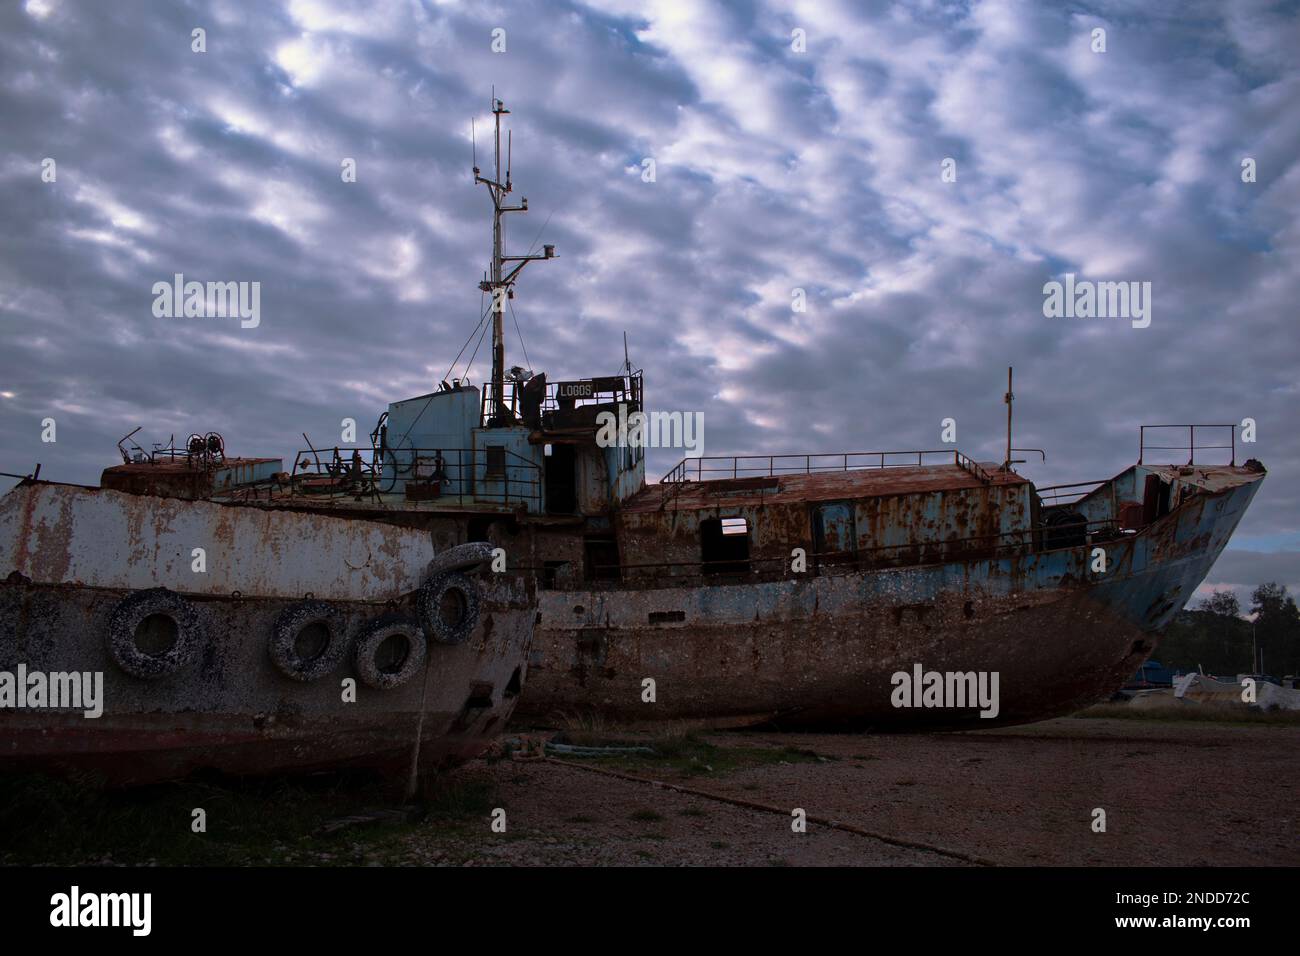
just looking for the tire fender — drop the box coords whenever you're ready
[416,570,481,645]
[107,588,204,680]
[353,616,428,690]
[270,600,348,682]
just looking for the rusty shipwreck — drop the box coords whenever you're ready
[0,468,535,784]
[1,99,1267,749]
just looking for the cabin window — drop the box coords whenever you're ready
[584,536,620,581]
[701,517,751,575]
[485,445,506,478]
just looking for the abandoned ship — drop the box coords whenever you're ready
[0,100,1267,759]
[0,465,535,784]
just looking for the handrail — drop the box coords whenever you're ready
[1036,479,1110,506]
[1138,424,1236,466]
[659,449,995,506]
[287,445,541,507]
[661,449,986,484]
[481,369,643,426]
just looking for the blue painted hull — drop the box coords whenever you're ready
[521,471,1263,728]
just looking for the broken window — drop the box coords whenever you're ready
[485,445,506,478]
[701,516,751,575]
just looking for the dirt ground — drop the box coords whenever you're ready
[388,716,1300,866]
[3,713,1295,866]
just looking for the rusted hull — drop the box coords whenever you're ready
[0,582,533,784]
[0,711,500,782]
[0,484,534,785]
[517,475,1263,729]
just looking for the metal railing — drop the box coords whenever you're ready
[1138,424,1236,466]
[481,370,643,427]
[1036,479,1110,506]
[288,445,541,508]
[954,451,994,483]
[659,449,995,507]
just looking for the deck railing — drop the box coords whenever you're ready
[288,445,541,508]
[659,449,995,507]
[1138,424,1236,466]
[1035,479,1110,506]
[481,370,643,427]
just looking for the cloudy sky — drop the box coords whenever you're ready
[1,0,1297,605]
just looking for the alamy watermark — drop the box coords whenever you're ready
[152,273,261,328]
[50,886,151,936]
[1042,273,1151,329]
[890,663,1000,718]
[595,403,704,456]
[0,664,103,718]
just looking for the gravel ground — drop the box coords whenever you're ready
[391,716,1299,866]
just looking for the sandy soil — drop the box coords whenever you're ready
[391,717,1300,866]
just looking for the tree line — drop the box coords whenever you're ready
[1157,583,1300,677]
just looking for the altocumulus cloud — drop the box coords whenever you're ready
[0,0,1297,598]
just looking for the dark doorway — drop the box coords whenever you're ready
[584,536,620,581]
[546,444,577,514]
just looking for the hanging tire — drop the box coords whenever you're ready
[425,541,495,579]
[416,570,481,645]
[353,616,427,690]
[269,600,348,682]
[107,588,204,680]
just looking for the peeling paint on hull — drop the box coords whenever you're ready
[517,474,1263,729]
[0,484,535,784]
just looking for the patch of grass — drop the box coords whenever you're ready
[628,808,665,822]
[551,709,609,742]
[421,778,498,820]
[564,814,596,824]
[709,840,730,850]
[0,770,496,867]
[678,806,708,817]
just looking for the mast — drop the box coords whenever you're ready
[473,97,556,426]
[1003,366,1014,471]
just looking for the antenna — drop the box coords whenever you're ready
[1003,366,1014,471]
[472,96,558,427]
[623,331,631,374]
[471,117,477,174]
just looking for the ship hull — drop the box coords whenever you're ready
[0,483,533,786]
[517,472,1263,729]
